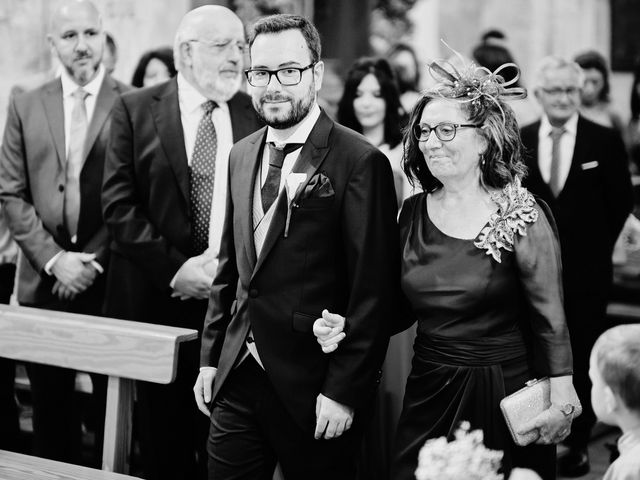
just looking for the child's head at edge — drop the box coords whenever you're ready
[590,324,640,430]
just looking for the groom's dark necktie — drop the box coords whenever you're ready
[261,142,303,213]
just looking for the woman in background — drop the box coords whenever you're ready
[338,57,411,205]
[337,57,415,479]
[388,43,422,114]
[574,50,624,133]
[131,47,176,88]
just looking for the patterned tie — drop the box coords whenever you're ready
[261,142,303,213]
[65,88,89,238]
[189,100,218,254]
[549,126,566,197]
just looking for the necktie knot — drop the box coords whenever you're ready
[267,142,303,168]
[202,100,218,115]
[72,88,89,102]
[550,126,566,141]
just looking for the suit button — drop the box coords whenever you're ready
[249,289,258,298]
[58,184,64,192]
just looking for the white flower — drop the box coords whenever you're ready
[415,422,503,480]
[285,173,307,205]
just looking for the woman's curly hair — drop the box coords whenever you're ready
[403,81,527,193]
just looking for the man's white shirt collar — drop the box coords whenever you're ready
[540,112,579,138]
[61,64,105,98]
[266,103,321,146]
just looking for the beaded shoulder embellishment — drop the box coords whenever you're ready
[474,178,538,263]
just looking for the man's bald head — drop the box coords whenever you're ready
[48,0,104,86]
[173,6,245,102]
[49,0,102,34]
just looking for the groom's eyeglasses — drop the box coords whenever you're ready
[245,63,316,87]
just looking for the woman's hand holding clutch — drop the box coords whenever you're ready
[313,310,346,353]
[517,375,580,445]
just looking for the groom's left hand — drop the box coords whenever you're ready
[314,393,354,440]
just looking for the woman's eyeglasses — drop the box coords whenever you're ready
[412,122,480,142]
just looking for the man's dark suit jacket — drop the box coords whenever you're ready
[0,75,129,311]
[520,116,633,295]
[200,110,399,432]
[102,78,262,328]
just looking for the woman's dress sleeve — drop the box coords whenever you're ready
[515,200,573,376]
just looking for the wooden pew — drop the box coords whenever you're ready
[0,304,198,475]
[0,449,141,479]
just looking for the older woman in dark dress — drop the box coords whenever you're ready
[314,56,579,480]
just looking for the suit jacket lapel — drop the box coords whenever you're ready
[82,75,118,163]
[151,78,190,204]
[241,130,266,271]
[251,111,333,279]
[41,79,65,169]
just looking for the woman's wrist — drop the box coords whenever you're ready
[549,375,580,409]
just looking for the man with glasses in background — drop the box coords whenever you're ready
[521,56,633,477]
[102,6,261,480]
[193,14,398,480]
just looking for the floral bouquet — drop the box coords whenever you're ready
[415,422,503,480]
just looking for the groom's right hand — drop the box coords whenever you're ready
[193,367,217,416]
[314,393,354,440]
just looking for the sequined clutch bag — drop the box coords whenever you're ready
[500,377,551,446]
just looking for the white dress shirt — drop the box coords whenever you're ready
[537,113,579,192]
[61,65,105,157]
[259,102,321,190]
[45,66,106,274]
[177,73,235,273]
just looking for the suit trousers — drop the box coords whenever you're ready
[0,263,18,451]
[563,288,609,450]
[207,356,367,480]
[24,292,107,465]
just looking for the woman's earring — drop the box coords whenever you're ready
[480,154,485,168]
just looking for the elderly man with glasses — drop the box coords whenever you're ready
[521,56,633,477]
[101,6,262,480]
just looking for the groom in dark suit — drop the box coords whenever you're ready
[194,14,398,480]
[521,56,633,477]
[102,6,262,480]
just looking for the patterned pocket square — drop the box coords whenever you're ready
[301,172,335,199]
[581,161,599,170]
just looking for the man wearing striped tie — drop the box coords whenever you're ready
[0,0,129,465]
[194,14,399,480]
[102,6,262,480]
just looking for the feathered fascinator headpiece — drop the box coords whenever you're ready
[426,40,527,123]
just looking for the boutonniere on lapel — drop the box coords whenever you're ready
[284,173,307,238]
